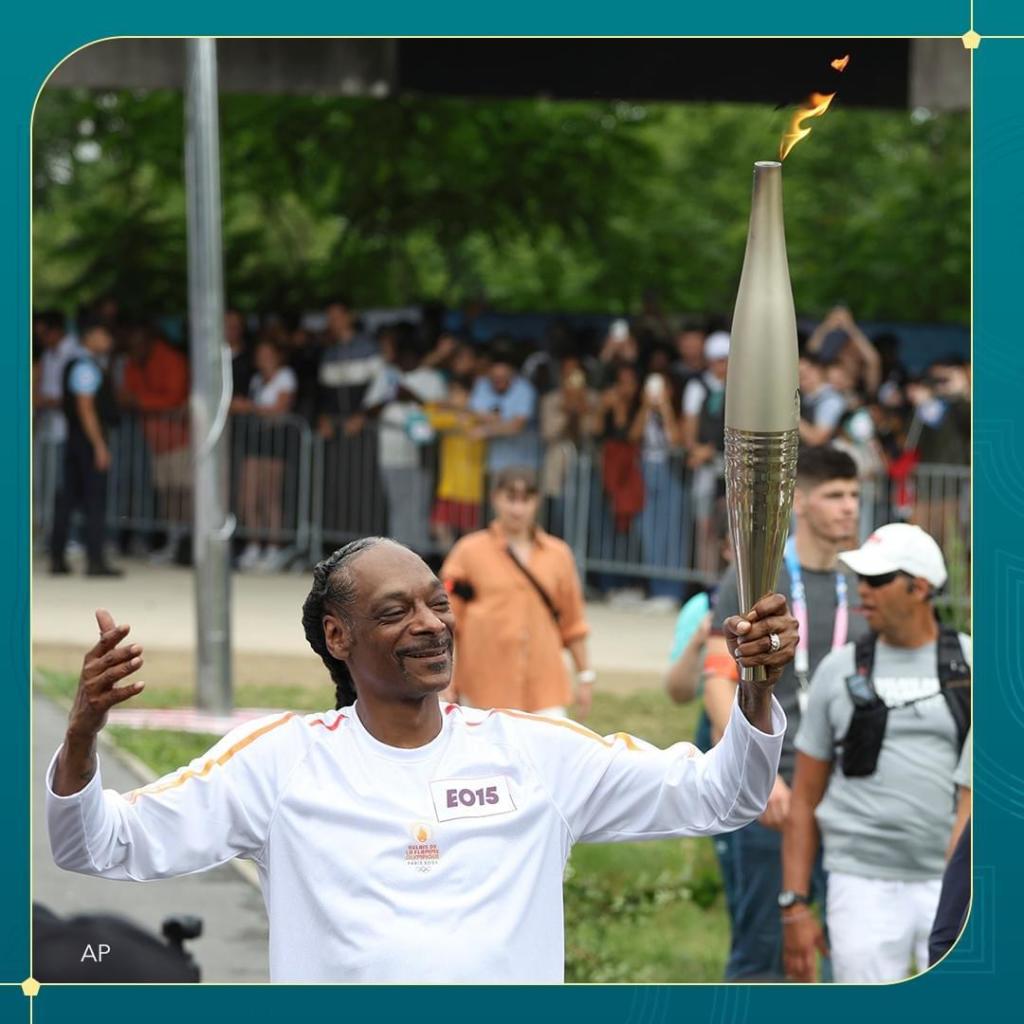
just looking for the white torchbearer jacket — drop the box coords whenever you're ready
[47,694,784,982]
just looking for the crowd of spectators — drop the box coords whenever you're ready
[34,295,972,984]
[32,296,970,592]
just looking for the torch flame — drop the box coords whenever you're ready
[778,91,835,161]
[830,54,850,72]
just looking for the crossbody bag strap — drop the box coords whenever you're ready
[505,545,561,626]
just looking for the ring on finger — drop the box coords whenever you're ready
[768,632,781,653]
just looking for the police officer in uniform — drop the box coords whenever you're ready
[50,321,122,577]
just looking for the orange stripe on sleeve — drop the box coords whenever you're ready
[471,707,641,751]
[704,651,740,682]
[125,712,296,804]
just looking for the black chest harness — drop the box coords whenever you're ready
[839,626,971,778]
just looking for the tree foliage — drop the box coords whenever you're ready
[33,87,969,323]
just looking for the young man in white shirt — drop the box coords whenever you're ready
[48,538,798,983]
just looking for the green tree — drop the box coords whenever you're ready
[32,89,968,323]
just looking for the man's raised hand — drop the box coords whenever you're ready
[68,609,146,740]
[722,593,798,733]
[722,593,798,687]
[54,610,145,796]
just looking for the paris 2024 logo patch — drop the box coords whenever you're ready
[405,822,441,873]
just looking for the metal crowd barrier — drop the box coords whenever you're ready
[107,410,192,541]
[32,432,63,548]
[230,412,312,565]
[569,453,970,606]
[307,419,411,557]
[31,410,971,612]
[309,419,549,562]
[859,462,971,613]
[33,410,311,566]
[566,445,711,594]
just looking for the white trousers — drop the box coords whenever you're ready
[827,870,943,982]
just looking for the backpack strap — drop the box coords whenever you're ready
[854,631,878,684]
[937,626,971,753]
[840,627,971,775]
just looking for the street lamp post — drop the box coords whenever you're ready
[184,37,233,713]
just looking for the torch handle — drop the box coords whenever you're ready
[739,664,769,684]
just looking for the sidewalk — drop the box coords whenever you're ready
[33,557,681,692]
[33,692,270,982]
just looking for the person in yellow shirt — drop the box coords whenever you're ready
[424,376,487,549]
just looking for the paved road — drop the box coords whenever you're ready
[33,693,270,982]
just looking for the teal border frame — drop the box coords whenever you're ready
[8,1,1019,1020]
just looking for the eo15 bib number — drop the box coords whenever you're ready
[430,776,516,821]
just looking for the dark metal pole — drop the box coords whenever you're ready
[185,38,233,712]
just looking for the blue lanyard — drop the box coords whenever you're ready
[783,536,849,686]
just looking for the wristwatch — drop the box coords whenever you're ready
[777,890,810,910]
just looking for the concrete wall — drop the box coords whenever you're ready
[46,37,968,112]
[910,38,970,113]
[47,38,396,96]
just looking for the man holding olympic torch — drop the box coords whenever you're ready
[47,537,798,982]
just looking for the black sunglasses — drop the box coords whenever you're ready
[857,571,908,589]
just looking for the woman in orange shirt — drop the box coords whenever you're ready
[439,466,595,718]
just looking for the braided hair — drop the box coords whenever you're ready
[302,537,391,709]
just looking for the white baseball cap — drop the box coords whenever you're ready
[839,523,948,588]
[704,331,731,361]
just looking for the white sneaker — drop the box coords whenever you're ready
[642,596,679,615]
[257,545,289,572]
[148,543,176,565]
[237,542,263,571]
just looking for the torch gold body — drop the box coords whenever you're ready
[724,161,800,683]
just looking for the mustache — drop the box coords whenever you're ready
[397,637,453,657]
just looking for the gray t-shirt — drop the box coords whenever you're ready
[795,633,972,881]
[713,561,867,783]
[954,727,972,788]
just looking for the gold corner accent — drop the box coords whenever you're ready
[962,30,981,49]
[21,977,40,998]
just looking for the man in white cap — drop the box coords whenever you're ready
[781,523,971,983]
[681,330,730,575]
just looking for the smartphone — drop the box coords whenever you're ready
[644,373,665,400]
[609,319,630,343]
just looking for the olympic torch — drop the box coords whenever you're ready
[724,160,800,683]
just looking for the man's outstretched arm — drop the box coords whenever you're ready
[519,594,798,843]
[48,611,301,880]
